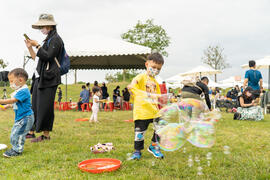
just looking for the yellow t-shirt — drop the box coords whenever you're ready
[131,73,161,120]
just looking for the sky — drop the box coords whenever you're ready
[1,0,270,84]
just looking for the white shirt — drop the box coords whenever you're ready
[92,95,99,109]
[34,57,40,78]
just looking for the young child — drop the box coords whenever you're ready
[89,87,102,122]
[0,68,34,157]
[128,52,164,160]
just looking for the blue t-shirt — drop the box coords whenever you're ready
[80,89,90,103]
[13,88,33,122]
[244,69,262,90]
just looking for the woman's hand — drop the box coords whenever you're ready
[24,40,32,48]
[25,39,39,47]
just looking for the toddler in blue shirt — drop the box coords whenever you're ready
[0,68,34,157]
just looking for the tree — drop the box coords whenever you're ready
[117,19,170,82]
[121,19,170,56]
[0,59,8,70]
[201,45,230,82]
[105,70,139,83]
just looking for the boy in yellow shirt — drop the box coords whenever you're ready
[128,52,164,160]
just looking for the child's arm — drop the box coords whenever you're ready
[0,98,17,110]
[127,79,138,90]
[0,98,18,105]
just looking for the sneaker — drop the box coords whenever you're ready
[131,151,141,160]
[31,135,50,143]
[148,145,164,159]
[3,149,22,158]
[26,133,36,139]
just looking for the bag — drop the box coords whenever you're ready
[181,76,203,92]
[47,37,70,76]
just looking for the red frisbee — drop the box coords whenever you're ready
[75,118,89,122]
[124,119,133,122]
[78,158,121,173]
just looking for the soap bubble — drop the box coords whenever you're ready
[187,121,215,148]
[177,98,208,123]
[156,123,186,151]
[223,146,230,155]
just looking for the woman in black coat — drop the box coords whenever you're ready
[25,14,63,142]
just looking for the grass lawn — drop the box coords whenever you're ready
[0,108,270,179]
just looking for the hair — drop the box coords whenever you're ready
[82,85,86,89]
[249,60,256,68]
[92,86,100,94]
[94,81,98,86]
[86,82,90,86]
[147,52,164,65]
[201,76,209,83]
[243,87,253,99]
[116,86,120,89]
[8,68,28,81]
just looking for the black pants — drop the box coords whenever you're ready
[134,118,160,151]
[77,101,83,111]
[31,78,58,133]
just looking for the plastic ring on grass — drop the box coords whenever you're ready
[78,158,121,173]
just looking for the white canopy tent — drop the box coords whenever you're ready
[208,78,223,88]
[179,65,221,77]
[219,76,243,88]
[241,56,270,89]
[65,35,151,70]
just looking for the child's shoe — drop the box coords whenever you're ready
[131,151,141,160]
[3,149,21,158]
[148,144,164,159]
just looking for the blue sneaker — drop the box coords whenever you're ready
[148,145,164,159]
[131,151,141,160]
[3,149,21,158]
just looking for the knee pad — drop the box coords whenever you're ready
[135,127,145,141]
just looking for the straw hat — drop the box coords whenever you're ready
[32,14,57,29]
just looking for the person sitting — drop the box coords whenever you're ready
[181,76,211,110]
[234,87,263,121]
[77,85,90,111]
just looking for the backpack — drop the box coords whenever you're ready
[47,37,70,76]
[181,76,203,92]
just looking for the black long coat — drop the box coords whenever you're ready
[34,29,63,89]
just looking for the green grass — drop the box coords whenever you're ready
[0,109,270,179]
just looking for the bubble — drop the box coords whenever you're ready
[194,155,200,164]
[156,123,186,151]
[177,98,208,123]
[224,146,230,154]
[187,121,215,148]
[206,152,212,160]
[197,166,203,175]
[126,153,132,161]
[188,155,193,167]
[158,103,180,125]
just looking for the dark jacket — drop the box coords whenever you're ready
[182,81,211,109]
[34,29,63,89]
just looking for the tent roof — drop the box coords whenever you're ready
[179,65,221,76]
[65,35,151,70]
[241,56,270,69]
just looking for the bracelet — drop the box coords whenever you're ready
[36,45,41,49]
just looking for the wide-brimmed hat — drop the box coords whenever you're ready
[32,14,57,29]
